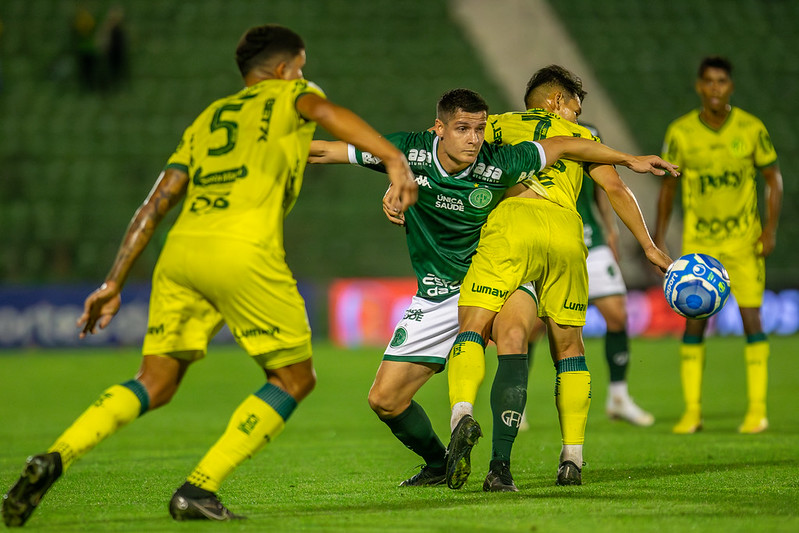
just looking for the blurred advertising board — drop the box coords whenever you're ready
[328,279,799,347]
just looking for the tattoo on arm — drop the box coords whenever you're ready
[106,170,188,286]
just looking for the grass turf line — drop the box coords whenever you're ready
[0,336,797,531]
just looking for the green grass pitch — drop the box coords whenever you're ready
[1,336,798,532]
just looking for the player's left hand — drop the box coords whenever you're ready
[382,186,406,226]
[77,281,122,339]
[644,245,673,274]
[628,156,680,177]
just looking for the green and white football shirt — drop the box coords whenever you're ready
[349,130,544,301]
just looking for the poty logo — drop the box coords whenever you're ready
[501,410,523,428]
[692,264,707,276]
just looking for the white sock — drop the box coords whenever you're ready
[560,444,583,466]
[450,402,473,432]
[608,381,629,401]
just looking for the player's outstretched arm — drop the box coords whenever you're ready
[296,93,417,211]
[589,164,672,273]
[308,140,349,164]
[653,174,679,252]
[537,136,680,177]
[77,168,188,338]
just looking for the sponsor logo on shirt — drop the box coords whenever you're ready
[435,194,464,212]
[472,162,503,181]
[422,274,460,298]
[408,148,433,164]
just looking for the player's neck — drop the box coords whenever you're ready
[699,105,731,129]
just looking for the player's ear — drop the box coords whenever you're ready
[434,118,445,138]
[274,61,289,80]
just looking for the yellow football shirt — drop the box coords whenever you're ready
[661,106,777,246]
[165,78,326,248]
[486,109,599,213]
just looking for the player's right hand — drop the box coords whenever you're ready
[77,281,122,339]
[629,155,680,177]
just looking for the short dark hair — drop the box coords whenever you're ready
[524,65,586,109]
[698,55,733,78]
[235,24,305,77]
[436,88,489,122]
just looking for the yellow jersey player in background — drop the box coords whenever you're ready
[655,55,783,435]
[446,65,676,489]
[1,24,416,526]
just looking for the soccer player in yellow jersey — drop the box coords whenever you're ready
[655,56,783,435]
[445,66,677,489]
[1,24,416,526]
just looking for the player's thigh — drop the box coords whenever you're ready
[586,245,627,300]
[209,243,313,368]
[383,294,458,368]
[537,210,588,327]
[683,241,764,308]
[493,283,538,355]
[369,360,438,416]
[460,199,545,312]
[592,294,627,332]
[143,248,224,358]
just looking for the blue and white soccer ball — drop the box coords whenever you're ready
[663,253,731,319]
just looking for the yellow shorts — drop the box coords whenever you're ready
[460,197,588,326]
[683,239,765,308]
[142,235,312,369]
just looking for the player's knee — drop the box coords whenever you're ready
[367,387,403,418]
[291,370,317,401]
[494,322,529,354]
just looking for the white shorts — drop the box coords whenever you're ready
[384,283,536,367]
[586,245,627,300]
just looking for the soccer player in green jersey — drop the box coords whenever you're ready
[311,87,675,492]
[1,24,417,526]
[447,66,677,489]
[655,56,783,435]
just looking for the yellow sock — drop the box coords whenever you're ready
[554,356,591,445]
[744,338,769,417]
[679,341,705,414]
[187,383,297,493]
[48,380,148,471]
[447,332,486,409]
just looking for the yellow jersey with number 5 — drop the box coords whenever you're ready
[485,109,598,214]
[164,78,325,248]
[661,106,777,246]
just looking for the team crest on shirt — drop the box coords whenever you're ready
[390,327,408,347]
[468,188,493,208]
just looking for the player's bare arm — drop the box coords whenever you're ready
[537,136,680,177]
[653,175,680,252]
[296,93,417,211]
[308,140,349,164]
[589,164,672,273]
[591,173,620,260]
[759,164,783,257]
[77,168,189,338]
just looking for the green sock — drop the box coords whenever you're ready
[605,330,629,383]
[490,354,528,463]
[527,342,535,365]
[382,401,446,469]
